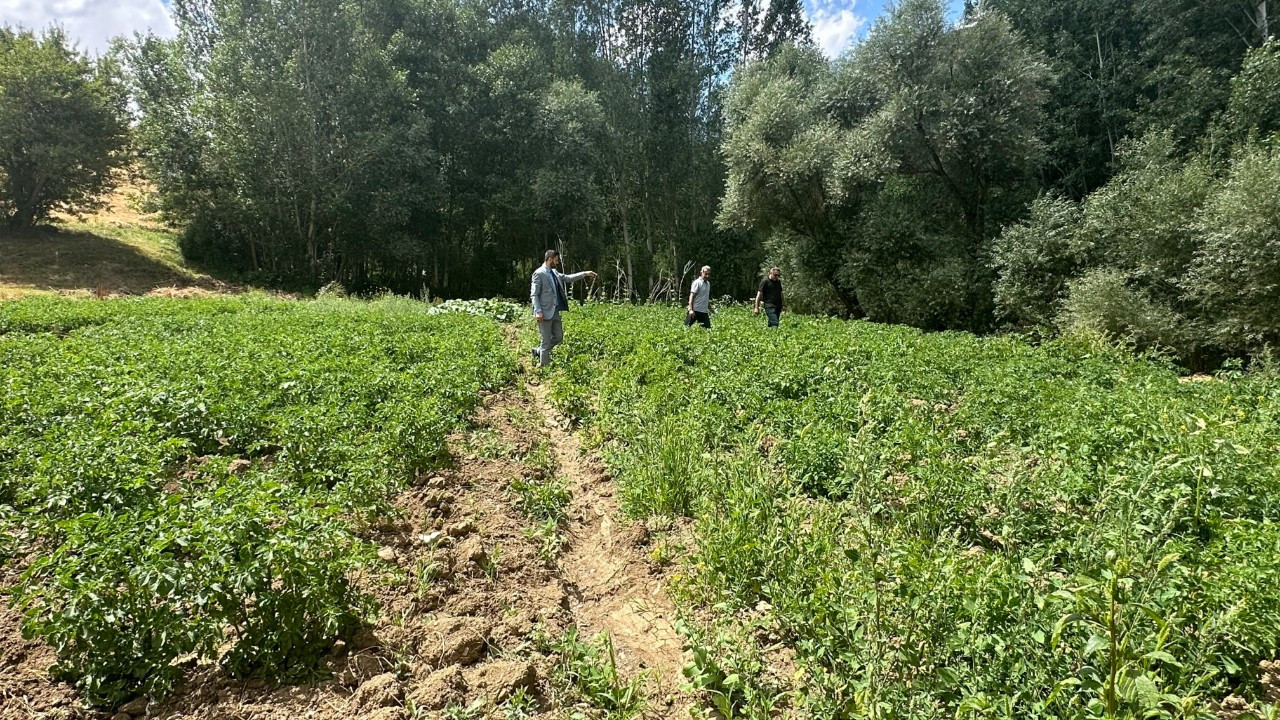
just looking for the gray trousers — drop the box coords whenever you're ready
[536,315,564,367]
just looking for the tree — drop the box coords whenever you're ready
[125,0,756,299]
[720,0,1049,328]
[718,44,872,315]
[0,28,129,229]
[1221,39,1280,142]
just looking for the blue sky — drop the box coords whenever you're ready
[807,0,967,57]
[3,0,965,58]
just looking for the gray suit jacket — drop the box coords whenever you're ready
[531,265,589,321]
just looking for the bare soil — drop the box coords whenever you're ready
[0,349,690,720]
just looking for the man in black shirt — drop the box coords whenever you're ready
[754,267,784,327]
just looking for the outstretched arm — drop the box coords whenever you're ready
[561,270,598,283]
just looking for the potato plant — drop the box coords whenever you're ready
[547,304,1280,719]
[0,295,515,706]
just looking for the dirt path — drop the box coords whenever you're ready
[1,335,691,720]
[525,378,689,716]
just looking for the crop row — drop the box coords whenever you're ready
[0,296,515,706]
[546,305,1280,719]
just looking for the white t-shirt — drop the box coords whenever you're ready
[690,277,711,313]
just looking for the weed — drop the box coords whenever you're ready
[551,626,645,717]
[441,698,486,720]
[524,518,566,563]
[648,539,682,568]
[483,544,503,581]
[679,618,787,720]
[467,427,518,460]
[521,440,559,480]
[510,474,571,523]
[501,687,540,719]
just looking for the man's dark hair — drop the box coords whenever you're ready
[545,249,560,260]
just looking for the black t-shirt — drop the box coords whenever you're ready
[758,277,783,309]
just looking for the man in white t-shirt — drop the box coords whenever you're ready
[685,265,712,328]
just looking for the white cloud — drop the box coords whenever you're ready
[1,0,176,55]
[807,1,867,59]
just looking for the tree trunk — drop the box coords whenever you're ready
[621,204,636,301]
[7,205,37,230]
[9,172,45,229]
[306,194,318,281]
[1260,1,1270,41]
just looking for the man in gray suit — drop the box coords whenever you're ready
[531,249,597,367]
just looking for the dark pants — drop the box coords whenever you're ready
[685,310,711,328]
[764,305,781,327]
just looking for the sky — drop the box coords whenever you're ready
[1,0,964,59]
[807,0,966,57]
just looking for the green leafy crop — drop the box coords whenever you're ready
[546,304,1280,719]
[0,295,514,706]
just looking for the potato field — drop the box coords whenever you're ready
[0,297,514,707]
[2,297,1279,719]
[546,305,1280,719]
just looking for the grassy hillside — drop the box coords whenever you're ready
[0,183,228,299]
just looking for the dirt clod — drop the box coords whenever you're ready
[425,491,453,509]
[1217,695,1256,720]
[469,659,537,704]
[410,664,467,710]
[118,696,149,715]
[338,652,387,687]
[420,616,489,668]
[456,537,488,568]
[351,672,404,710]
[447,520,477,538]
[351,627,383,651]
[1261,660,1280,704]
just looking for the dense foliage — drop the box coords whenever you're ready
[991,41,1280,369]
[0,28,129,229]
[719,1,1048,327]
[119,0,808,299]
[548,304,1280,718]
[0,296,514,705]
[719,0,1279,366]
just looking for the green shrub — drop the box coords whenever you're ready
[1222,40,1280,142]
[1188,142,1280,353]
[1058,268,1195,357]
[991,193,1086,327]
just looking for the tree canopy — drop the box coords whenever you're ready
[119,0,811,299]
[0,28,129,229]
